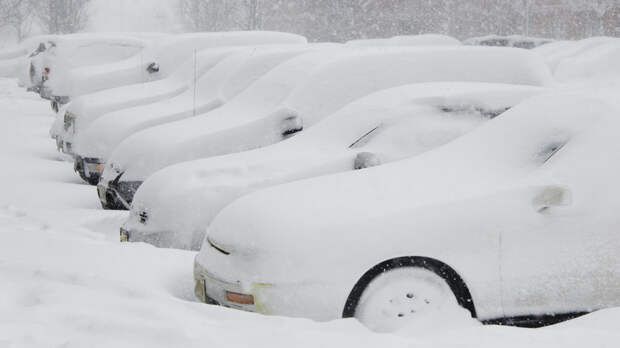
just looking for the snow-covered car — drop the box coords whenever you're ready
[464,35,553,49]
[346,34,461,46]
[72,44,320,185]
[39,31,307,109]
[54,45,265,155]
[31,33,159,106]
[533,37,619,74]
[123,82,544,250]
[97,46,552,210]
[3,35,59,87]
[193,90,620,331]
[551,39,620,85]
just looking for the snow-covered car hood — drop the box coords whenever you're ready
[106,46,553,182]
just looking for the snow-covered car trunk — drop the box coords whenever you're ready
[40,31,307,104]
[124,82,544,250]
[55,45,261,155]
[195,90,620,328]
[72,45,321,186]
[99,46,552,210]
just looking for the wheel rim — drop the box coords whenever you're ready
[355,267,456,332]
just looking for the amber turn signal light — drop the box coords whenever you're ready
[226,291,254,305]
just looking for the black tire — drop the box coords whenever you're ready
[342,256,477,320]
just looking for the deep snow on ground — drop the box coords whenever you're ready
[0,77,619,347]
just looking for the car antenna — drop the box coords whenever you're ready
[193,48,197,116]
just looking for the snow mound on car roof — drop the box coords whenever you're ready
[347,34,460,46]
[553,40,620,86]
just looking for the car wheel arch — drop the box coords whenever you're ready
[341,256,477,319]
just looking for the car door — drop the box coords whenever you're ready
[499,129,620,323]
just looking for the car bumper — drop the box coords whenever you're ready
[193,256,354,321]
[74,156,103,185]
[118,226,181,248]
[193,261,267,313]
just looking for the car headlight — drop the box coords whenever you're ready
[82,157,103,174]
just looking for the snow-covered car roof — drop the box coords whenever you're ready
[465,35,554,49]
[105,46,552,182]
[64,45,262,140]
[45,31,308,99]
[74,45,322,160]
[202,89,620,284]
[127,82,543,250]
[551,39,620,86]
[346,34,461,46]
[534,37,620,73]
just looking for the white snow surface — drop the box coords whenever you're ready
[126,82,543,250]
[103,46,552,182]
[1,78,620,346]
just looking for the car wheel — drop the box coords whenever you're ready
[353,266,459,332]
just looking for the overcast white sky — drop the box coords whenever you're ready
[85,0,184,33]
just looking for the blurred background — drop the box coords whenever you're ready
[1,0,619,45]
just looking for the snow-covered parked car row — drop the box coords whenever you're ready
[6,31,620,332]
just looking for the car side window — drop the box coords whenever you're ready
[537,141,566,164]
[349,126,381,149]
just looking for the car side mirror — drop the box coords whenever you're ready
[281,114,303,139]
[533,185,571,213]
[354,152,381,170]
[147,62,160,74]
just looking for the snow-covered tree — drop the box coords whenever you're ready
[179,0,242,31]
[33,0,91,34]
[0,0,33,40]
